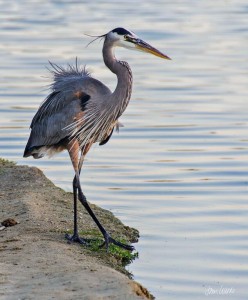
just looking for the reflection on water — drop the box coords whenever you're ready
[1,1,248,299]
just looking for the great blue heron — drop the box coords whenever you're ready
[23,27,170,251]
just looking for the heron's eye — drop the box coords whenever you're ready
[124,35,132,42]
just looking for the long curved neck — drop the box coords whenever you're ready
[102,40,133,116]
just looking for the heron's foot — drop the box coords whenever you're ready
[65,233,88,245]
[99,233,135,252]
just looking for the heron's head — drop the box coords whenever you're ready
[105,27,171,60]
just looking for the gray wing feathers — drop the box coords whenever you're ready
[27,99,80,147]
[25,62,111,151]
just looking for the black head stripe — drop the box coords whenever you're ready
[112,27,131,36]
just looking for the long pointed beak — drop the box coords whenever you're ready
[128,36,171,60]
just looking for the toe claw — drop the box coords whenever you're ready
[65,233,88,245]
[98,241,106,249]
[102,234,134,252]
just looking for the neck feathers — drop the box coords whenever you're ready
[102,41,133,117]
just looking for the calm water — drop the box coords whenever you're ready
[1,1,248,299]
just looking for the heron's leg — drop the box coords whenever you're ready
[65,145,87,245]
[72,152,85,234]
[65,175,87,244]
[66,142,134,251]
[75,173,134,251]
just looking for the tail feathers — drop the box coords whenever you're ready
[23,145,32,158]
[23,146,44,159]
